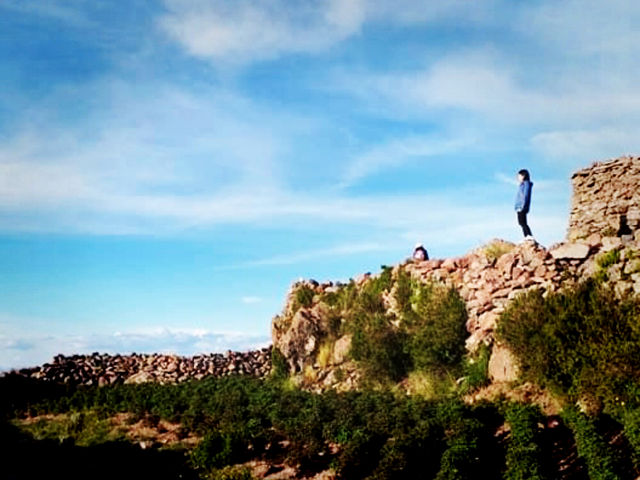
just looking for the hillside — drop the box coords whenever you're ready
[3,155,640,480]
[272,234,640,398]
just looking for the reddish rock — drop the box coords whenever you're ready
[534,265,547,278]
[424,259,443,269]
[585,232,603,247]
[441,258,457,272]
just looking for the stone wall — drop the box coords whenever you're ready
[9,349,272,386]
[568,156,640,241]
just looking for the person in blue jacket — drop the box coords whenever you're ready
[515,169,534,240]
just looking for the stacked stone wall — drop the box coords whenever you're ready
[568,156,640,241]
[8,348,272,386]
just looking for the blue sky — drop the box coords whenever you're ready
[2,0,640,370]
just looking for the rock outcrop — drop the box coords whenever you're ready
[272,156,640,391]
[273,235,640,391]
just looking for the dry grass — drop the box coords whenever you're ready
[483,239,516,262]
[317,342,333,368]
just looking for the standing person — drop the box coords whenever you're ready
[515,169,534,241]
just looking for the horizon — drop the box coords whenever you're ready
[2,0,640,370]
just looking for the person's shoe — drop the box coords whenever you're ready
[525,235,536,242]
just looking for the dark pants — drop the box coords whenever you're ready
[517,211,532,237]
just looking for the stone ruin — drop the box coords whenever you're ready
[273,155,640,392]
[568,155,640,242]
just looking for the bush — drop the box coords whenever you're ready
[434,401,503,480]
[406,284,468,369]
[622,407,640,469]
[191,430,246,470]
[434,416,484,480]
[561,407,622,480]
[344,268,467,385]
[394,269,413,316]
[294,284,316,310]
[503,404,546,480]
[496,279,640,408]
[459,343,491,394]
[350,312,410,383]
[208,466,255,480]
[271,347,289,380]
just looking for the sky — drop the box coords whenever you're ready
[1,0,640,370]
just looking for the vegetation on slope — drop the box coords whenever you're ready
[304,266,471,392]
[496,278,640,411]
[4,261,640,479]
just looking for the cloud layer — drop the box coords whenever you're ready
[159,0,366,64]
[0,327,270,372]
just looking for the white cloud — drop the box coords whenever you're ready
[0,327,270,372]
[0,79,319,233]
[521,0,640,58]
[0,0,92,26]
[221,242,388,270]
[159,0,366,64]
[157,0,503,65]
[340,134,474,187]
[531,128,640,162]
[241,296,262,304]
[494,172,518,187]
[338,50,640,127]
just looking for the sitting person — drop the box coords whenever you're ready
[412,243,429,261]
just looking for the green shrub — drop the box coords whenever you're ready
[496,279,640,408]
[344,269,467,385]
[561,407,622,480]
[434,416,484,480]
[432,400,504,480]
[503,404,546,480]
[191,428,251,470]
[394,269,413,316]
[208,466,255,480]
[294,284,316,310]
[597,249,621,269]
[622,407,640,469]
[271,347,289,380]
[459,343,491,394]
[350,313,410,383]
[406,283,468,369]
[595,249,622,282]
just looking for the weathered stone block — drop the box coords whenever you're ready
[550,243,590,259]
[488,344,520,383]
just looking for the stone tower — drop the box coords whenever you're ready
[568,156,640,241]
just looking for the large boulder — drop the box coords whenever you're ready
[332,335,352,365]
[488,344,520,383]
[272,303,331,373]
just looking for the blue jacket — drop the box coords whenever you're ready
[515,180,533,213]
